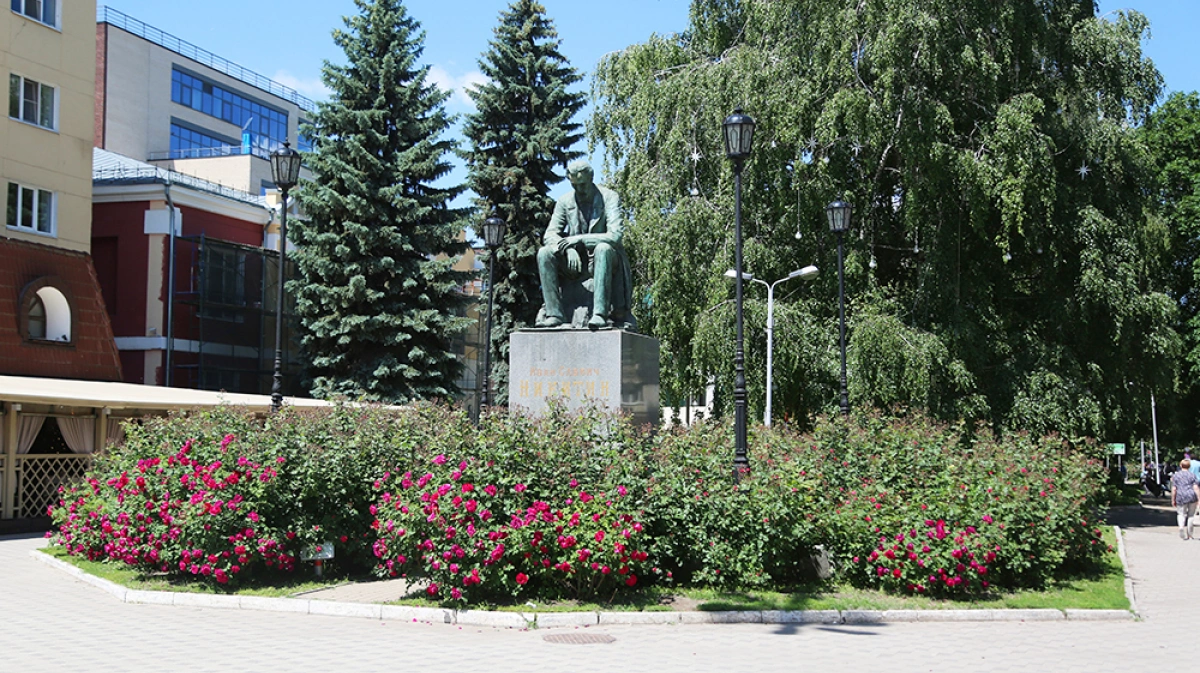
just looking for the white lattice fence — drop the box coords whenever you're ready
[15,455,92,519]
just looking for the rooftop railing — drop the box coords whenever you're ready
[93,165,265,208]
[147,145,272,162]
[98,6,316,113]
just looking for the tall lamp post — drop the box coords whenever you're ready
[723,108,755,482]
[269,142,302,413]
[725,265,819,426]
[479,214,507,416]
[826,200,853,416]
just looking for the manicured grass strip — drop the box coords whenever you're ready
[42,546,346,598]
[44,526,1128,612]
[691,528,1128,612]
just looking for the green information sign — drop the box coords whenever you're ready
[1107,443,1126,456]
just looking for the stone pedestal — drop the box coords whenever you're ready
[508,329,659,427]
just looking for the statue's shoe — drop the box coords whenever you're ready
[587,314,608,329]
[536,316,563,328]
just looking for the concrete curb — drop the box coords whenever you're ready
[1114,525,1140,618]
[29,549,1138,628]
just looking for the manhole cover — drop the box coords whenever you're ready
[542,633,616,645]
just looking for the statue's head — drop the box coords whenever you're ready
[567,160,594,196]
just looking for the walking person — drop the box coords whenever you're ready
[1170,458,1200,540]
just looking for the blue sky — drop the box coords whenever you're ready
[102,0,1199,197]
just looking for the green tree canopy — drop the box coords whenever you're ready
[291,0,469,404]
[461,0,585,406]
[1141,91,1200,443]
[592,0,1178,437]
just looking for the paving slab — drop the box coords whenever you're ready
[598,611,680,625]
[1,503,1194,673]
[762,609,841,624]
[536,611,599,628]
[379,604,453,623]
[308,600,382,619]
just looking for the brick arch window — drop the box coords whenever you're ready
[19,277,72,343]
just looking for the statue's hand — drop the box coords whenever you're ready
[556,236,576,253]
[566,247,582,274]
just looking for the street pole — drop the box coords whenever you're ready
[270,186,289,413]
[765,281,774,427]
[836,230,849,416]
[732,161,749,481]
[480,248,497,414]
[1151,391,1160,486]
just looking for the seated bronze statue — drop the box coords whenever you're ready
[535,160,636,330]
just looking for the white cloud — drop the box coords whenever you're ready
[428,65,488,109]
[272,70,332,102]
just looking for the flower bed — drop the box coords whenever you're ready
[49,404,1109,603]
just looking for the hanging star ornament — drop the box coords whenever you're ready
[690,149,702,163]
[851,141,863,157]
[1077,162,1090,179]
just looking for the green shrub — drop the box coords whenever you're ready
[50,404,425,584]
[50,403,1108,600]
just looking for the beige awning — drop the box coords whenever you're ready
[0,375,335,413]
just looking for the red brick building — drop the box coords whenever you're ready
[91,149,297,394]
[0,238,123,381]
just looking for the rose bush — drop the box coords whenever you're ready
[369,452,652,603]
[50,402,1108,600]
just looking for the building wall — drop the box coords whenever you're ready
[150,155,275,196]
[91,200,151,339]
[92,190,275,389]
[96,21,308,174]
[0,238,122,381]
[2,0,97,254]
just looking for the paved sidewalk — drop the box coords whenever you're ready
[1,506,1192,673]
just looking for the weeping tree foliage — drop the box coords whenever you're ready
[461,0,585,406]
[1141,91,1200,444]
[591,0,1179,438]
[291,0,469,403]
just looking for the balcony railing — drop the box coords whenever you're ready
[98,6,316,112]
[148,144,272,162]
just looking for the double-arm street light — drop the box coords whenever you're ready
[826,200,853,416]
[723,107,755,482]
[269,142,302,413]
[478,214,507,417]
[725,265,819,426]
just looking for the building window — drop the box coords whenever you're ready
[6,181,55,235]
[170,123,238,159]
[10,0,56,28]
[27,294,46,339]
[298,119,313,152]
[171,69,289,152]
[8,74,56,129]
[20,281,71,343]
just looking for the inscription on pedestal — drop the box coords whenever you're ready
[508,329,659,427]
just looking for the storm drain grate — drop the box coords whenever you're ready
[542,632,616,645]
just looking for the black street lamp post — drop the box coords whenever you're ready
[269,142,302,413]
[479,214,507,417]
[723,108,755,482]
[826,200,853,416]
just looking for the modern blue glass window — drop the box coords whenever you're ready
[171,69,289,153]
[297,119,313,152]
[170,123,237,158]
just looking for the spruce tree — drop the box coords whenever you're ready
[290,0,468,403]
[461,0,585,405]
